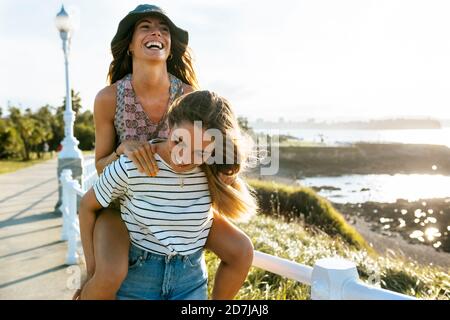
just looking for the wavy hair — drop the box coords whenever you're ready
[168,91,258,221]
[107,16,199,88]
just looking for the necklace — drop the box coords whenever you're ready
[150,139,185,188]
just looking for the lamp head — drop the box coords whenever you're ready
[55,5,72,34]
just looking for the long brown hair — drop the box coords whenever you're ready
[107,16,199,88]
[168,91,258,221]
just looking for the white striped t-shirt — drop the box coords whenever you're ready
[92,153,213,256]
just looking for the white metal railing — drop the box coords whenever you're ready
[59,163,417,300]
[59,169,84,265]
[59,157,97,265]
[81,157,98,192]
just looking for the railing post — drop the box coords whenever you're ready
[67,178,81,265]
[60,169,72,241]
[59,169,82,265]
[311,257,359,300]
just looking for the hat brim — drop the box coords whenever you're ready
[111,11,188,52]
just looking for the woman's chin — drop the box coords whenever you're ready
[136,53,167,63]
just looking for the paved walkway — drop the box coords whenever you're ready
[0,158,77,300]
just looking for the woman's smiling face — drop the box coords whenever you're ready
[129,15,171,62]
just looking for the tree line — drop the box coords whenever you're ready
[0,90,94,160]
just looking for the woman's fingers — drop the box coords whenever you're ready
[149,143,160,173]
[121,140,159,176]
[143,143,159,175]
[72,289,81,300]
[137,146,158,176]
[128,150,146,173]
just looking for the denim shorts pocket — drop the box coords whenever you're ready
[185,250,204,268]
[128,248,143,270]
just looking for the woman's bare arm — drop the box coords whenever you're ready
[93,85,159,176]
[93,85,120,174]
[79,188,104,276]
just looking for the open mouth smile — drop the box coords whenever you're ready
[144,41,164,50]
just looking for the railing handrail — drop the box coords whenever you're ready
[58,163,418,300]
[253,251,313,285]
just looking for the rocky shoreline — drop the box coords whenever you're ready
[334,198,450,249]
[256,173,450,269]
[346,214,450,269]
[246,142,450,269]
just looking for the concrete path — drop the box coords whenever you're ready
[0,158,77,300]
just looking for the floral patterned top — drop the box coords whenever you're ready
[114,73,184,144]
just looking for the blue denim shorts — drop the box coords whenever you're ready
[116,244,208,300]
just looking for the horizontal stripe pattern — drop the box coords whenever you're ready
[93,154,213,255]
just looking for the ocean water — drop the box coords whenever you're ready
[258,128,450,202]
[299,174,450,204]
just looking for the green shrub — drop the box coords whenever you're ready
[248,179,370,251]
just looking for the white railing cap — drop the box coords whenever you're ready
[315,257,356,270]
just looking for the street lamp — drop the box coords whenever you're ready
[55,5,83,214]
[55,5,82,159]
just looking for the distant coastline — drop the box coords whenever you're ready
[250,118,444,130]
[274,143,450,177]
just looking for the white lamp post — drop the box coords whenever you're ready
[55,5,82,159]
[55,5,83,213]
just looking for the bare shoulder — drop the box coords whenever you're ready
[94,84,117,118]
[182,83,195,94]
[95,84,116,106]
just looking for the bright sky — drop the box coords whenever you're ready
[1,0,450,121]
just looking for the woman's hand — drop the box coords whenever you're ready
[72,289,82,300]
[117,140,159,176]
[72,273,92,300]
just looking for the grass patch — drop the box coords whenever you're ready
[0,150,94,175]
[0,152,56,175]
[82,150,95,156]
[206,214,450,300]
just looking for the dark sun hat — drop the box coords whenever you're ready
[111,4,189,51]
